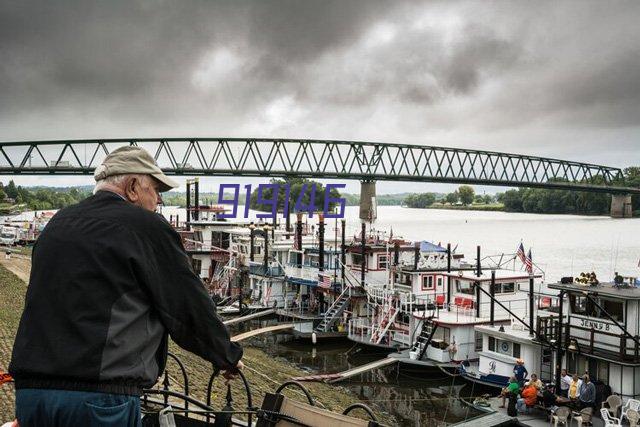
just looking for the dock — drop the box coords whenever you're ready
[223,308,276,326]
[231,323,294,342]
[453,396,605,427]
[291,357,398,383]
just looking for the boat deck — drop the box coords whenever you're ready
[414,308,512,325]
[457,397,604,427]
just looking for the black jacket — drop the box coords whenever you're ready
[9,191,242,395]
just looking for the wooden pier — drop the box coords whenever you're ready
[231,323,294,342]
[223,308,276,326]
[291,357,398,383]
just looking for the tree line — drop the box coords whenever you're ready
[404,185,494,208]
[497,167,640,215]
[0,180,92,211]
[403,167,640,215]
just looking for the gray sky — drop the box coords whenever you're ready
[1,0,639,193]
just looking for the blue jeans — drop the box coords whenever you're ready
[15,388,141,427]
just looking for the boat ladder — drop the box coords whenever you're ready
[410,318,438,361]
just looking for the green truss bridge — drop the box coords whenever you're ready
[0,138,636,216]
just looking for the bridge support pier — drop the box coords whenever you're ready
[610,194,633,218]
[359,180,377,222]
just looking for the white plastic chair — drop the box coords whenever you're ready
[600,408,622,427]
[627,409,640,427]
[571,407,592,427]
[551,406,571,426]
[602,395,623,418]
[622,398,640,423]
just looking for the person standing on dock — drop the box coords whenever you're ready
[9,146,243,427]
[578,375,596,410]
[559,369,572,398]
[513,358,528,387]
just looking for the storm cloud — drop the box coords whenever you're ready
[1,0,639,181]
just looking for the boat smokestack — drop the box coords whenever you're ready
[249,222,255,262]
[414,242,420,270]
[318,213,325,272]
[296,213,303,268]
[285,209,291,239]
[341,219,346,287]
[490,270,496,326]
[476,245,482,277]
[360,222,366,287]
[394,241,400,266]
[447,243,452,308]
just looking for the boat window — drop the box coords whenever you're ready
[601,298,624,322]
[475,331,483,351]
[569,293,624,321]
[378,254,388,269]
[351,253,364,267]
[513,343,521,358]
[193,231,203,242]
[456,280,474,295]
[437,277,443,288]
[488,336,496,351]
[422,276,434,290]
[569,294,590,315]
[492,282,516,294]
[433,326,450,345]
[502,282,515,294]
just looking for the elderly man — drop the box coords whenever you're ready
[9,146,243,426]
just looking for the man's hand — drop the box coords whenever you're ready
[222,360,244,382]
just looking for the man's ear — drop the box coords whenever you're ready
[124,176,139,202]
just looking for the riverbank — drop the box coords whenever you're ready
[426,203,505,212]
[0,263,393,424]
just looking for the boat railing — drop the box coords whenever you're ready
[248,261,284,277]
[538,315,640,362]
[347,317,396,346]
[284,264,320,282]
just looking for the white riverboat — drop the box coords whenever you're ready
[463,274,640,399]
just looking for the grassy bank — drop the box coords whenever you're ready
[0,265,24,419]
[0,264,392,424]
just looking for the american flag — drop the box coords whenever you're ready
[517,242,527,264]
[318,273,332,288]
[525,249,533,274]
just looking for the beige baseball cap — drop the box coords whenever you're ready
[94,146,179,192]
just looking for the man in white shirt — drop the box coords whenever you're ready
[560,368,572,398]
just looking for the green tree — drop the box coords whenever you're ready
[499,189,523,212]
[5,180,18,199]
[458,185,475,206]
[249,177,341,214]
[624,167,640,212]
[483,194,494,204]
[404,192,436,208]
[445,191,459,204]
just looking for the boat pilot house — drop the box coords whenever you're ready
[548,280,640,398]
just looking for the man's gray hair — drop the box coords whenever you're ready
[93,174,149,194]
